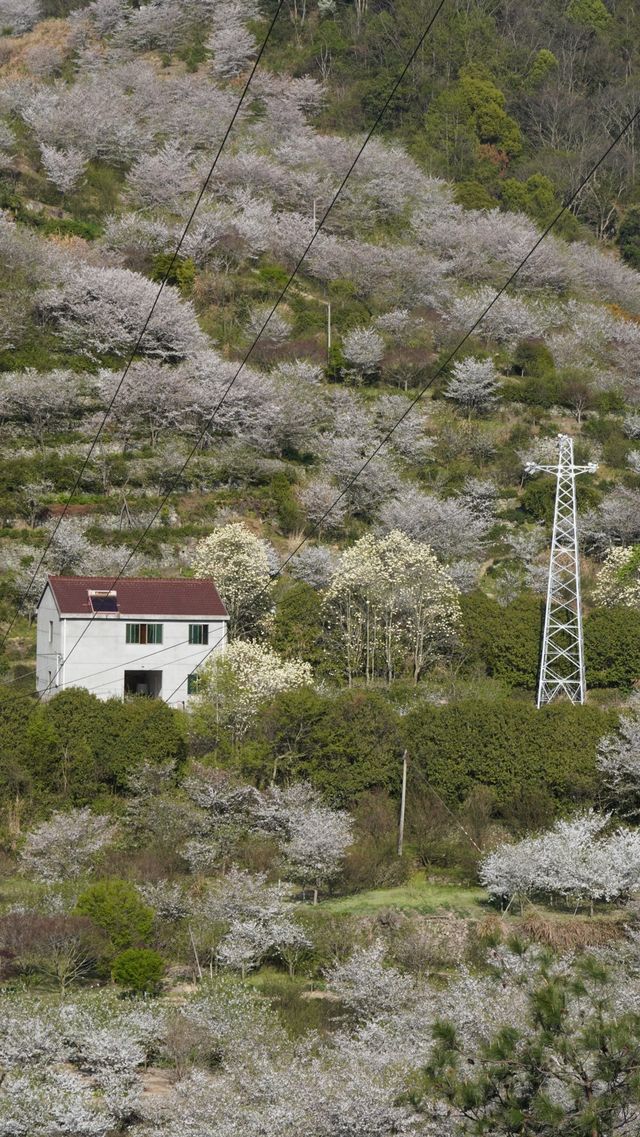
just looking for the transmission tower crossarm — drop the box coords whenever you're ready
[527,435,597,708]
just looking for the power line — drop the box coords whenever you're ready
[159,102,640,704]
[32,0,452,698]
[23,29,640,706]
[0,0,286,652]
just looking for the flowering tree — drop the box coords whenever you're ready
[597,711,640,820]
[19,808,117,883]
[198,641,312,741]
[38,264,205,362]
[342,326,385,381]
[325,942,415,1018]
[288,545,337,589]
[444,356,501,416]
[40,145,88,195]
[283,798,353,904]
[325,531,461,683]
[480,811,640,913]
[378,487,491,562]
[593,545,640,607]
[192,523,275,639]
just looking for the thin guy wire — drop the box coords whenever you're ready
[34,0,451,698]
[160,102,640,705]
[0,0,286,652]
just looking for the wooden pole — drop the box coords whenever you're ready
[398,750,408,856]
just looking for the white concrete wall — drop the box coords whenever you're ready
[36,584,63,697]
[37,602,227,707]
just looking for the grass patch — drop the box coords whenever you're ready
[323,874,488,917]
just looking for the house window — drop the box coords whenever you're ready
[126,623,163,645]
[187,673,201,695]
[48,620,53,644]
[188,624,209,645]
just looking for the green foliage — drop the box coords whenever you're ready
[425,65,522,178]
[521,477,601,523]
[454,181,497,210]
[111,948,165,993]
[566,0,611,30]
[526,48,558,88]
[151,254,197,296]
[585,606,640,688]
[512,340,556,379]
[500,175,561,228]
[270,581,325,667]
[248,687,402,805]
[617,206,640,269]
[461,592,542,689]
[418,964,640,1136]
[269,472,302,532]
[403,697,616,812]
[75,880,154,952]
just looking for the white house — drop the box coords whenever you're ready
[36,575,228,707]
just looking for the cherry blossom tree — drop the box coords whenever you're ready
[480,811,640,913]
[19,808,117,883]
[207,1,259,79]
[378,487,491,563]
[126,142,197,210]
[325,941,415,1018]
[40,144,88,195]
[288,544,337,588]
[0,0,39,34]
[593,545,640,607]
[597,710,640,820]
[342,326,385,381]
[192,522,275,639]
[444,356,501,417]
[38,264,206,362]
[283,797,353,904]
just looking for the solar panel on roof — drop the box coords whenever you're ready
[89,591,118,612]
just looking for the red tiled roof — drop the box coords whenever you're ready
[46,576,228,618]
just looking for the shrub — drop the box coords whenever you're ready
[112,948,165,993]
[75,880,154,952]
[585,607,640,688]
[461,592,542,689]
[403,698,617,813]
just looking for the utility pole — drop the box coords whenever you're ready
[525,435,597,707]
[398,750,408,856]
[319,298,331,364]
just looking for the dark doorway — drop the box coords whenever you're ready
[124,670,162,698]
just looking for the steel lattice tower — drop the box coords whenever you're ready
[526,435,597,708]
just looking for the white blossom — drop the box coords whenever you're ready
[19,808,117,883]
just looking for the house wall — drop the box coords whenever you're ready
[37,606,227,706]
[36,584,63,697]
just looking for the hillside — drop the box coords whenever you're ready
[4,2,640,1134]
[1,0,640,692]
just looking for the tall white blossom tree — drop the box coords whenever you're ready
[40,144,88,195]
[597,710,640,820]
[444,356,501,416]
[325,531,460,683]
[192,523,275,639]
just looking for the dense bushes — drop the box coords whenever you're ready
[0,687,185,816]
[112,948,165,993]
[403,698,617,814]
[244,688,403,805]
[75,880,154,953]
[461,593,542,689]
[585,607,640,688]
